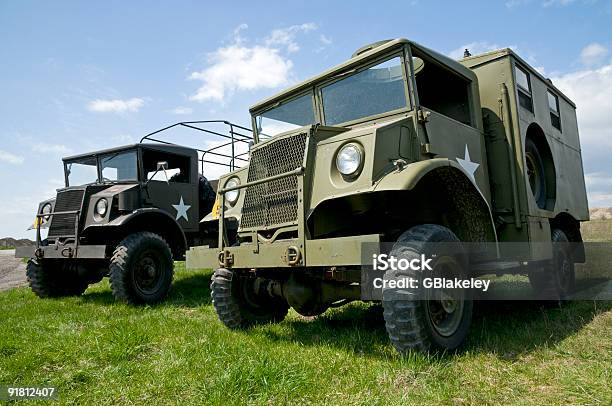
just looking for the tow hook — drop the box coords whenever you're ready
[218,249,234,268]
[285,246,302,266]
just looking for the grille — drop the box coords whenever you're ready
[240,132,308,229]
[48,189,85,238]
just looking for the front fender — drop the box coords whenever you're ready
[85,208,188,257]
[373,158,469,192]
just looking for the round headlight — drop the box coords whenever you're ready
[41,203,52,222]
[225,178,240,205]
[336,143,363,177]
[95,198,108,217]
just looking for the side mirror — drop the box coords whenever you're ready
[144,161,170,187]
[157,161,169,183]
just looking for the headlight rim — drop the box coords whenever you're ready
[40,202,52,222]
[224,177,240,205]
[336,142,364,178]
[94,197,108,219]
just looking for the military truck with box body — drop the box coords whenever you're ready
[16,121,251,304]
[187,39,589,352]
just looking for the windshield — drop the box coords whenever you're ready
[255,93,315,138]
[321,56,407,125]
[100,150,138,182]
[66,156,98,186]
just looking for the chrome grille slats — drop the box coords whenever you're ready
[48,189,85,238]
[240,132,307,230]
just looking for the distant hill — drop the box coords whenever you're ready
[0,237,34,248]
[589,207,612,220]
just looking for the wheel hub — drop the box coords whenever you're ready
[441,295,457,313]
[134,254,161,293]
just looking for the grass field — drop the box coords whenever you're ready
[581,220,612,242]
[1,224,611,404]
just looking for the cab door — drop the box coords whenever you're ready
[142,150,199,233]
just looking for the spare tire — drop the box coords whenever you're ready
[199,175,217,219]
[525,137,547,209]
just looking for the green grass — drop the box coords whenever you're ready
[582,219,612,242]
[0,246,15,250]
[1,262,610,405]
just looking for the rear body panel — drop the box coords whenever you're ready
[461,50,588,260]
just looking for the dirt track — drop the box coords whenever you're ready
[0,250,27,291]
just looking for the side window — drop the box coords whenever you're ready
[547,90,562,132]
[413,52,473,126]
[515,64,534,113]
[143,150,191,183]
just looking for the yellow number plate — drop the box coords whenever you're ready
[211,196,220,220]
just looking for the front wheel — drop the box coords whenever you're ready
[382,224,473,353]
[109,232,174,305]
[26,259,89,298]
[211,268,289,328]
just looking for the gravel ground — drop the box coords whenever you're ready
[0,250,27,291]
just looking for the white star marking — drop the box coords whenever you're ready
[456,145,480,183]
[172,196,191,222]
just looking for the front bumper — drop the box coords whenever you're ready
[15,244,107,260]
[186,234,380,270]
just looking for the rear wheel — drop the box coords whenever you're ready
[528,228,575,300]
[211,268,289,328]
[109,232,174,304]
[26,259,88,298]
[382,224,473,353]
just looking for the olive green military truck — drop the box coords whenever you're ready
[187,39,589,352]
[16,121,251,305]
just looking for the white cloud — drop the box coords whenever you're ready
[87,97,145,113]
[586,192,612,208]
[534,66,547,75]
[585,172,612,188]
[169,106,193,115]
[506,0,529,8]
[542,0,577,6]
[31,143,71,155]
[552,63,612,207]
[0,150,24,165]
[448,42,515,60]
[552,64,612,147]
[264,23,317,53]
[110,134,135,144]
[319,34,332,46]
[580,43,608,66]
[188,23,318,103]
[189,45,292,102]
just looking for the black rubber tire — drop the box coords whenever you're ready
[109,232,174,305]
[382,224,473,354]
[528,229,575,301]
[199,175,217,219]
[211,268,289,328]
[525,137,547,209]
[26,259,88,298]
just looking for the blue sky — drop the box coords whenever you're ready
[1,0,612,238]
